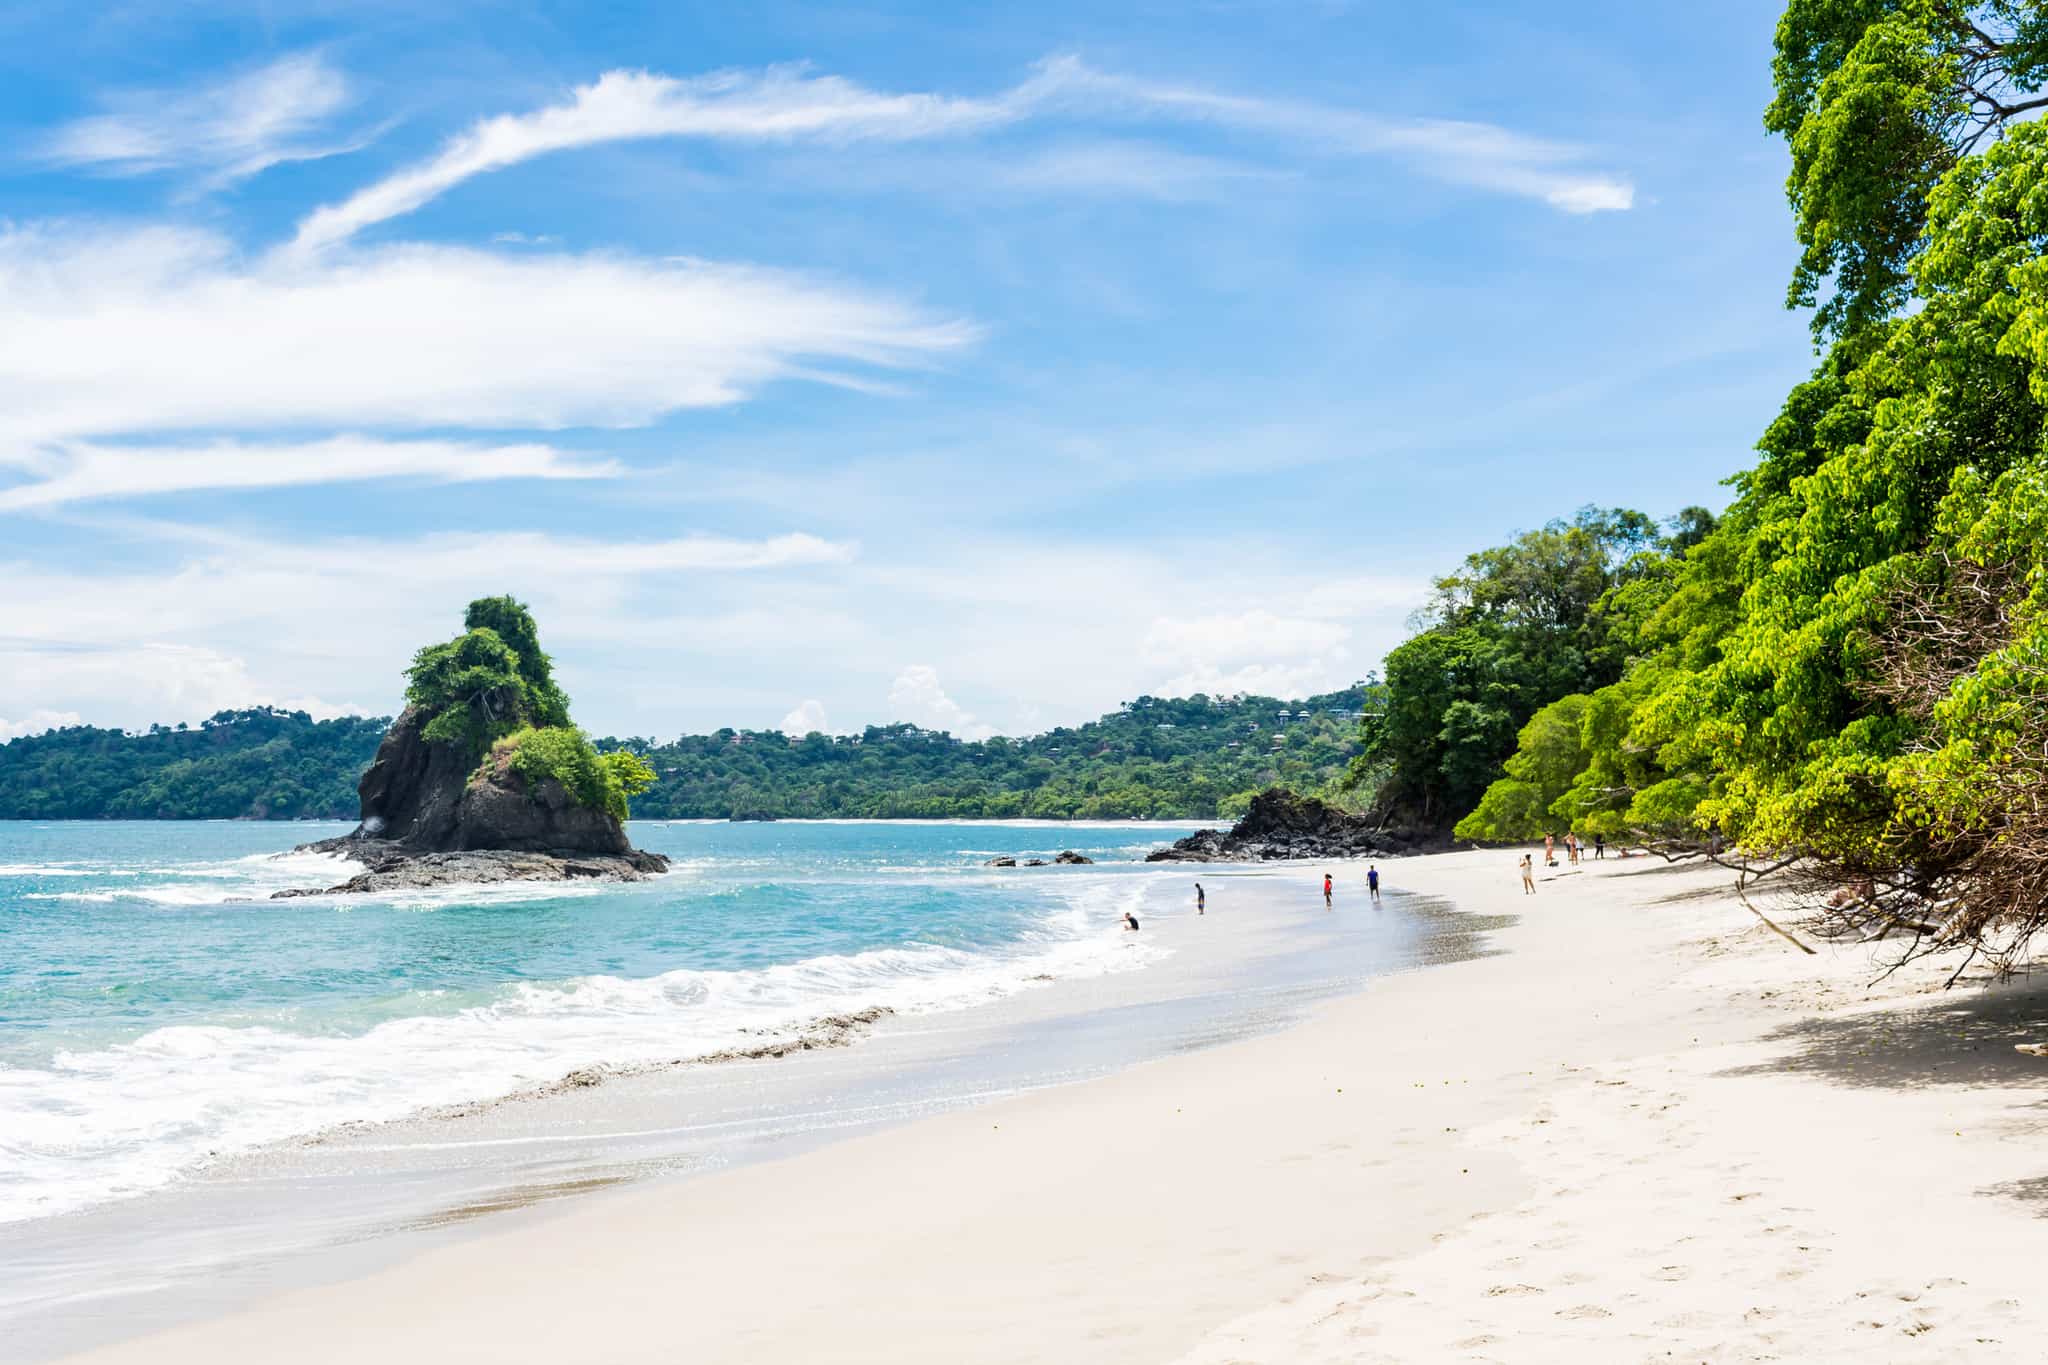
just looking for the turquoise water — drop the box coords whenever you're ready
[0,819,1202,1225]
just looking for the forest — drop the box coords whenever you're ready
[1357,0,2048,963]
[0,687,1373,822]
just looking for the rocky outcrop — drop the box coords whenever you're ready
[285,706,667,892]
[1145,788,1437,862]
[273,844,668,897]
[984,850,1096,868]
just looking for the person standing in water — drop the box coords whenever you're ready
[1520,854,1536,895]
[1323,872,1334,909]
[1195,882,1205,915]
[1367,864,1380,900]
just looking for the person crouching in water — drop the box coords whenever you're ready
[1122,910,1141,932]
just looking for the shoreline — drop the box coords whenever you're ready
[9,856,1471,1359]
[49,849,2048,1362]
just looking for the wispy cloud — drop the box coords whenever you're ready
[1040,58,1635,214]
[38,52,365,189]
[0,436,617,511]
[286,55,1632,253]
[289,65,1033,254]
[0,223,978,458]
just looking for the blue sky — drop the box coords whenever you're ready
[0,0,1811,741]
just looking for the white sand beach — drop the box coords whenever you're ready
[60,849,2048,1363]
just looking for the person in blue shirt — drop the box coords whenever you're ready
[1367,864,1380,900]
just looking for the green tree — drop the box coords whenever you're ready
[1769,1,2048,338]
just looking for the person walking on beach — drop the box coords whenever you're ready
[1519,854,1536,895]
[1367,864,1380,901]
[1323,872,1333,909]
[1567,833,1580,866]
[1544,832,1556,867]
[1195,882,1205,915]
[1594,832,1605,859]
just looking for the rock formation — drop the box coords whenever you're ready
[1145,788,1436,862]
[984,850,1096,868]
[279,598,667,895]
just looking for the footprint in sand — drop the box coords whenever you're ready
[1485,1283,1546,1298]
[1555,1304,1612,1320]
[1648,1265,1690,1282]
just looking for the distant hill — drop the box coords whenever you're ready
[0,686,1375,821]
[0,709,392,820]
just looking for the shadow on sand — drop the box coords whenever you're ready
[1718,974,2048,1092]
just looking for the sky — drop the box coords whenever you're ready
[0,0,1813,743]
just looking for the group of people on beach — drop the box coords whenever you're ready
[1124,868,1383,931]
[1520,828,1634,893]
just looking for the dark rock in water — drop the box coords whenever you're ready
[273,844,667,898]
[988,850,1094,868]
[283,705,667,893]
[456,745,630,854]
[1144,788,1439,863]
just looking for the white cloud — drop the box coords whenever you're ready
[0,643,367,734]
[0,526,856,732]
[1143,609,1355,700]
[39,52,361,188]
[888,664,994,740]
[0,436,617,510]
[290,65,1032,254]
[1144,609,1348,668]
[0,224,976,454]
[779,699,832,736]
[285,56,1629,254]
[0,709,83,741]
[1036,57,1634,214]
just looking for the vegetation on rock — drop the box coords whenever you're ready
[490,726,655,823]
[404,595,572,755]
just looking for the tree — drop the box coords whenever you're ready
[404,597,568,754]
[1769,0,2048,338]
[1360,507,1664,828]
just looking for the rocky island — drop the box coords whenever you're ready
[1146,788,1436,862]
[277,597,669,896]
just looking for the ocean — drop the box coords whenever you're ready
[0,819,1207,1226]
[0,819,1486,1358]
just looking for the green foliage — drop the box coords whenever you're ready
[1454,695,1592,842]
[0,709,388,819]
[404,596,569,756]
[623,687,1374,820]
[492,726,650,822]
[1767,1,2048,339]
[1362,507,1686,827]
[2,689,1368,822]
